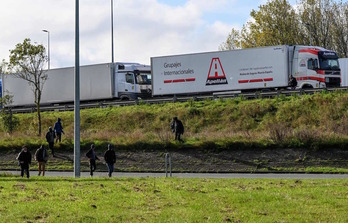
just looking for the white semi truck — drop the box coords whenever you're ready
[151,45,341,96]
[339,58,348,87]
[1,62,152,107]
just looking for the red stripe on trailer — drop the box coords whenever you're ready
[238,77,274,84]
[249,79,263,83]
[185,78,196,82]
[172,79,185,83]
[164,77,196,84]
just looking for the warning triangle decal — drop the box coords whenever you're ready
[206,58,228,85]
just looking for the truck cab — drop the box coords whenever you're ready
[114,63,152,100]
[292,46,341,89]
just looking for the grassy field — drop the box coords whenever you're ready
[0,176,348,222]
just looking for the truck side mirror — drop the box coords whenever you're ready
[118,64,125,70]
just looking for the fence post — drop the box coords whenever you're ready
[165,153,172,177]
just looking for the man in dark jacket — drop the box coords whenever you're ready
[46,127,56,157]
[86,144,99,177]
[289,75,297,90]
[104,144,116,177]
[35,145,49,176]
[54,118,64,143]
[16,146,32,178]
[170,117,184,142]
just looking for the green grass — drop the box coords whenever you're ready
[0,177,348,222]
[2,90,348,150]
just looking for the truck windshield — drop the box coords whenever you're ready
[136,73,152,85]
[319,58,340,70]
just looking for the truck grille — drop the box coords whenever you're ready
[325,71,340,75]
[325,77,340,87]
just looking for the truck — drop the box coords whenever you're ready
[1,62,152,107]
[339,58,348,87]
[151,45,341,96]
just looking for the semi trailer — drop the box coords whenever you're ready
[339,58,348,87]
[1,62,152,107]
[151,45,341,96]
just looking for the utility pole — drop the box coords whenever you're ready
[74,0,81,178]
[111,0,115,94]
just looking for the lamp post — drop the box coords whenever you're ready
[74,0,81,178]
[42,29,50,69]
[111,0,115,93]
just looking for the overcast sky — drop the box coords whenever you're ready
[0,0,296,69]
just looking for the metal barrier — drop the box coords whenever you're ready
[165,153,172,177]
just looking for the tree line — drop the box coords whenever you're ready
[219,0,348,58]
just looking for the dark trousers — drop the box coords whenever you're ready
[106,162,114,177]
[48,142,54,156]
[20,164,30,178]
[56,133,62,143]
[89,159,96,176]
[175,132,182,141]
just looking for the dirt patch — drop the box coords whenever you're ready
[2,148,348,173]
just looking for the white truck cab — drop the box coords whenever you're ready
[291,46,341,89]
[114,63,152,100]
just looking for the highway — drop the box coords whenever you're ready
[10,87,348,113]
[2,170,348,179]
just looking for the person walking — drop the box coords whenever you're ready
[16,146,32,178]
[289,75,297,90]
[86,144,99,177]
[170,117,184,142]
[104,144,116,177]
[46,127,56,157]
[34,145,49,176]
[54,118,64,143]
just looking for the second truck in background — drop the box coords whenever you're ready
[1,62,152,107]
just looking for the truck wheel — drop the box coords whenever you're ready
[302,85,313,89]
[120,95,130,101]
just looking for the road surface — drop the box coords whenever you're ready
[2,170,348,179]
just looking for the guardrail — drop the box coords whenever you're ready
[7,87,348,113]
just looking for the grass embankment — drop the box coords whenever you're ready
[1,90,348,172]
[0,176,347,222]
[1,90,348,149]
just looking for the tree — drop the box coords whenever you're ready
[7,38,48,135]
[0,94,19,134]
[298,0,335,49]
[240,0,304,48]
[219,28,241,51]
[331,1,348,57]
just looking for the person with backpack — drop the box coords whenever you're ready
[54,118,64,143]
[170,117,184,142]
[46,127,56,157]
[35,145,49,176]
[104,144,116,177]
[16,146,32,178]
[86,144,99,177]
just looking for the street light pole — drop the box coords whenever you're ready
[111,0,115,94]
[42,29,50,69]
[74,0,81,178]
